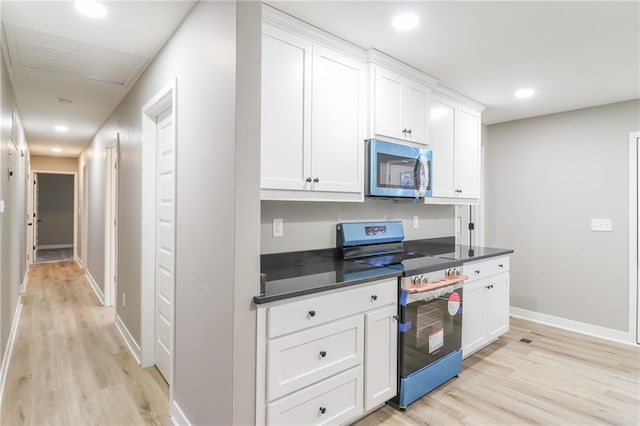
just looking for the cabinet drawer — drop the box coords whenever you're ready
[463,256,509,281]
[268,315,364,401]
[267,366,363,426]
[268,278,397,338]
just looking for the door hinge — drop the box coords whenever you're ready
[32,245,35,250]
[468,222,475,231]
[114,219,116,227]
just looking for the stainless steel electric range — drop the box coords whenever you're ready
[337,221,466,409]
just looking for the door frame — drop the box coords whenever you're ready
[31,170,78,264]
[140,78,177,392]
[82,165,89,268]
[104,134,119,307]
[629,131,639,344]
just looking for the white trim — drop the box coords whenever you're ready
[170,399,192,426]
[140,77,177,405]
[19,269,28,294]
[85,270,104,306]
[0,297,22,406]
[74,255,83,268]
[104,135,119,307]
[510,307,636,346]
[38,244,73,249]
[31,170,78,263]
[630,131,640,344]
[115,315,141,365]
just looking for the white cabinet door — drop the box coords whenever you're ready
[372,67,405,141]
[311,46,365,194]
[455,107,481,199]
[403,80,430,144]
[364,305,397,410]
[486,273,510,341]
[261,24,312,191]
[462,280,486,358]
[429,96,456,197]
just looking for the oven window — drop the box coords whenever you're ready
[399,289,463,378]
[376,153,419,190]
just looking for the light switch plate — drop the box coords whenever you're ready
[272,218,284,237]
[0,200,5,213]
[591,218,612,232]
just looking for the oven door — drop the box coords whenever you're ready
[398,285,462,378]
[367,139,432,198]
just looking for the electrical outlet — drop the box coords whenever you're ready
[413,215,419,229]
[122,292,126,308]
[273,218,284,237]
[591,218,612,232]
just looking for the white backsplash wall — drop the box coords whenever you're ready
[261,199,454,254]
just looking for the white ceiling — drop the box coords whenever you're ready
[268,1,640,124]
[1,1,196,158]
[2,2,638,158]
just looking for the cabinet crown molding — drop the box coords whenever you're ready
[262,4,367,62]
[432,84,486,112]
[366,49,439,88]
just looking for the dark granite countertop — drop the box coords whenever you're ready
[255,238,513,305]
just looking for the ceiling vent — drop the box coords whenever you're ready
[3,24,149,87]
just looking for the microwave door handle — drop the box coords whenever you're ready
[414,155,427,198]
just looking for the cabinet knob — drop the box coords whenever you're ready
[319,350,327,358]
[308,310,316,317]
[393,315,398,321]
[313,177,319,183]
[475,270,480,275]
[371,295,378,301]
[319,407,327,415]
[406,129,412,135]
[498,264,504,268]
[402,128,407,134]
[305,177,312,183]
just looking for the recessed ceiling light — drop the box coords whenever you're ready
[54,125,69,132]
[74,0,107,19]
[515,88,535,99]
[52,148,63,153]
[392,14,419,31]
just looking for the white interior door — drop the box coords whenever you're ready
[155,106,175,383]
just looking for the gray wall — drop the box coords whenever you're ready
[261,200,454,253]
[37,173,74,247]
[80,2,258,424]
[0,50,29,358]
[485,99,640,332]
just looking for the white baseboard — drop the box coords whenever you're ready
[74,255,83,268]
[20,269,28,294]
[38,244,73,249]
[510,306,635,346]
[115,315,142,365]
[85,270,104,306]
[171,399,192,426]
[0,297,22,406]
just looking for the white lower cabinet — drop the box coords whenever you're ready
[257,278,398,425]
[364,305,397,410]
[462,256,511,358]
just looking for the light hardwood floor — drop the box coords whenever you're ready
[1,261,170,425]
[2,261,639,425]
[356,317,640,426]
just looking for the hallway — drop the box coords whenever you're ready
[1,261,169,425]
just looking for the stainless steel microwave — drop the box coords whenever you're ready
[366,139,432,198]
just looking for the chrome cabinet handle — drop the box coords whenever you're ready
[305,177,312,183]
[319,350,327,358]
[475,270,480,274]
[308,310,316,317]
[313,177,319,183]
[319,407,326,415]
[371,295,378,301]
[406,129,412,135]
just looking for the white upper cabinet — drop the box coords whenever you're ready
[371,65,430,145]
[455,107,481,199]
[261,24,312,192]
[427,97,482,204]
[429,96,456,198]
[261,21,366,202]
[311,46,366,195]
